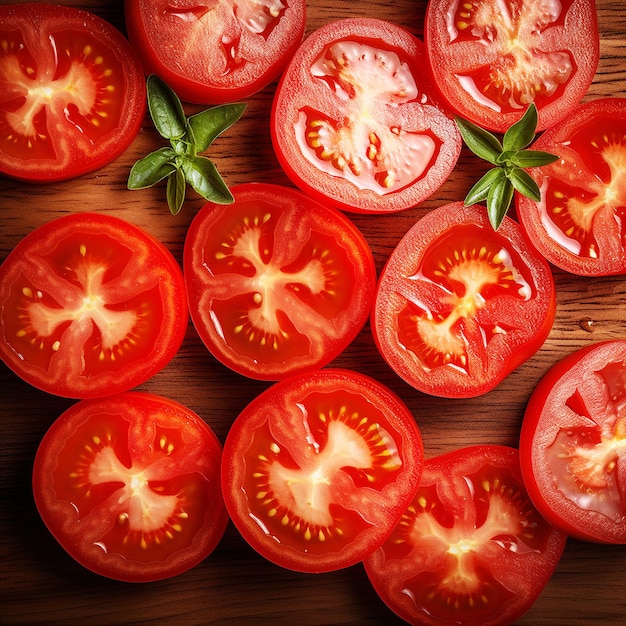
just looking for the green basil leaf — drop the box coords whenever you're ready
[511,149,559,168]
[486,175,514,230]
[147,74,187,140]
[464,168,505,206]
[181,156,234,204]
[509,167,542,201]
[166,167,186,215]
[189,103,247,153]
[503,103,538,151]
[455,117,503,165]
[127,148,177,189]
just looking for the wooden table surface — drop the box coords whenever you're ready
[1,0,625,624]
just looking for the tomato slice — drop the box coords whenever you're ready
[271,18,462,213]
[0,3,146,183]
[516,97,626,276]
[0,213,187,398]
[32,391,228,582]
[425,0,599,132]
[372,202,556,398]
[124,0,306,104]
[520,340,626,544]
[183,183,376,380]
[364,445,567,626]
[221,368,424,573]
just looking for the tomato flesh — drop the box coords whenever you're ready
[221,369,424,573]
[364,445,567,626]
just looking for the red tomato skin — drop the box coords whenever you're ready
[425,0,599,132]
[372,202,556,398]
[221,368,424,573]
[364,445,567,626]
[183,182,377,380]
[516,98,626,276]
[520,340,626,544]
[124,0,306,104]
[0,213,188,399]
[271,18,462,214]
[0,3,146,183]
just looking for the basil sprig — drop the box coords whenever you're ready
[128,75,246,215]
[455,104,558,230]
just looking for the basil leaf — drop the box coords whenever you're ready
[486,174,514,230]
[127,148,177,189]
[181,156,234,204]
[147,74,187,140]
[166,168,186,215]
[503,103,538,151]
[189,103,247,153]
[509,167,542,201]
[464,168,504,206]
[455,117,503,165]
[511,149,559,168]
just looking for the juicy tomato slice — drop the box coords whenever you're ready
[124,0,306,104]
[364,445,567,626]
[520,340,626,544]
[425,0,599,132]
[183,183,376,380]
[372,202,556,398]
[0,3,146,183]
[221,368,424,573]
[271,18,462,213]
[516,98,626,276]
[0,213,188,399]
[33,392,228,582]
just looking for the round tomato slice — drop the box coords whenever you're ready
[372,202,556,398]
[183,183,376,380]
[0,3,146,183]
[425,0,599,132]
[516,98,626,276]
[124,0,306,104]
[0,213,187,399]
[221,368,424,573]
[364,445,567,626]
[33,391,228,582]
[271,18,462,214]
[520,340,626,544]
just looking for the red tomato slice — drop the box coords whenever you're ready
[0,3,146,183]
[0,213,187,399]
[183,183,376,380]
[221,368,424,573]
[516,98,626,276]
[372,202,556,398]
[520,340,626,544]
[425,0,599,132]
[124,0,306,104]
[33,391,228,582]
[271,18,462,214]
[364,445,567,626]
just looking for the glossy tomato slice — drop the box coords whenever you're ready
[221,368,424,573]
[364,445,567,626]
[0,213,187,398]
[516,98,626,276]
[0,3,146,183]
[271,18,461,213]
[520,340,626,544]
[372,202,556,398]
[124,0,306,104]
[184,183,376,380]
[425,0,599,132]
[33,392,228,582]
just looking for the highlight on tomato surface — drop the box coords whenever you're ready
[520,340,626,544]
[0,3,146,183]
[0,213,188,399]
[33,392,228,582]
[371,201,556,398]
[364,445,568,626]
[271,18,462,213]
[424,0,599,133]
[124,0,306,104]
[184,183,377,380]
[516,97,626,276]
[221,368,424,573]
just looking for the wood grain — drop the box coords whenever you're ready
[1,1,625,624]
